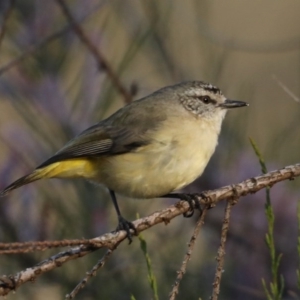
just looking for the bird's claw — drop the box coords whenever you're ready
[116,215,137,244]
[180,194,203,218]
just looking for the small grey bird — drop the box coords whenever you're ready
[0,81,248,241]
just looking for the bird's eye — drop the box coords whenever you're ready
[199,96,211,104]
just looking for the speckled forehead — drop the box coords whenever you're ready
[202,83,222,95]
[184,83,222,97]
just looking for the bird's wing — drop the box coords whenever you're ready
[37,124,149,169]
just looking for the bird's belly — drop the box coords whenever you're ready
[92,134,217,199]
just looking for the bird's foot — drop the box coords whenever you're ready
[116,215,137,244]
[161,193,206,218]
[179,193,203,218]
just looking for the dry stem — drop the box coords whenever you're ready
[66,247,117,299]
[169,207,208,300]
[0,163,299,296]
[211,200,233,300]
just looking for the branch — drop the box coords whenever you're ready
[199,163,300,206]
[0,163,299,296]
[169,206,209,300]
[55,0,132,104]
[211,200,233,300]
[66,247,117,299]
[0,239,102,254]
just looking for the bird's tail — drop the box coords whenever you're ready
[1,167,52,197]
[0,159,94,197]
[0,169,43,197]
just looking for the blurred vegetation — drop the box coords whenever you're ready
[0,0,299,299]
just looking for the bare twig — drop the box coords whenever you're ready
[66,247,117,299]
[211,200,233,300]
[0,201,196,296]
[169,206,208,300]
[0,0,15,48]
[0,239,102,254]
[198,164,300,206]
[55,0,132,104]
[0,163,299,296]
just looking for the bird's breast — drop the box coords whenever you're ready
[92,117,221,199]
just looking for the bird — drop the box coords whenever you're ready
[0,81,248,242]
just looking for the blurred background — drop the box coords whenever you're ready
[0,0,299,299]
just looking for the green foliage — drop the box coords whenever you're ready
[250,138,284,300]
[138,233,159,300]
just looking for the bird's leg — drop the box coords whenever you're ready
[109,190,137,244]
[162,193,203,218]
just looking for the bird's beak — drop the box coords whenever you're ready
[219,99,249,109]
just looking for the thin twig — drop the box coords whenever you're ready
[55,0,132,104]
[0,0,15,48]
[0,200,198,296]
[66,246,117,299]
[2,161,300,255]
[198,163,300,207]
[169,206,208,300]
[211,200,233,300]
[0,163,299,296]
[0,239,101,254]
